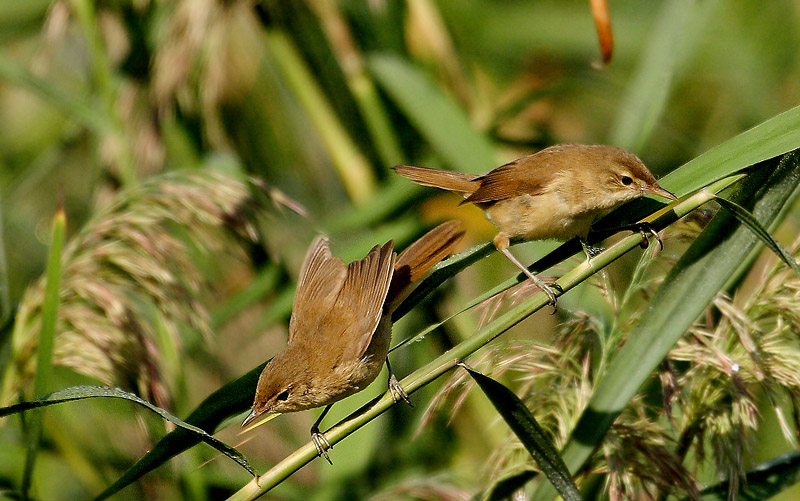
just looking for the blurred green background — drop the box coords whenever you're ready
[1,0,800,499]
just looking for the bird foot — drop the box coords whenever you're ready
[632,222,663,250]
[388,373,412,407]
[540,282,563,314]
[310,427,333,464]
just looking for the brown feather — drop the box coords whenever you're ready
[463,157,554,204]
[393,165,480,194]
[288,236,347,345]
[386,220,464,311]
[322,241,396,361]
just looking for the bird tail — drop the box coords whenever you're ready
[386,220,464,311]
[393,165,479,194]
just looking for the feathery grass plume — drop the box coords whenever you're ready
[600,417,700,500]
[1,170,267,410]
[668,234,800,495]
[421,222,719,498]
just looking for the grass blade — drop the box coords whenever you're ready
[267,30,376,203]
[1,385,255,478]
[462,364,580,501]
[368,53,497,173]
[93,362,265,499]
[22,203,65,496]
[611,0,695,151]
[714,195,800,279]
[697,451,800,500]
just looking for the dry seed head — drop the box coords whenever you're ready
[1,171,267,408]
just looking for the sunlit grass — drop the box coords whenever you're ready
[1,0,800,499]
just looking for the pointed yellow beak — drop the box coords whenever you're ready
[240,408,280,434]
[648,184,678,201]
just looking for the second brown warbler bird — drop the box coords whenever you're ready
[243,221,463,462]
[394,144,677,306]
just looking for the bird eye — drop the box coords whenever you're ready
[621,175,633,186]
[276,389,290,401]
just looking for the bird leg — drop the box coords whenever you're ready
[604,222,663,250]
[494,234,562,310]
[310,405,334,464]
[386,358,412,406]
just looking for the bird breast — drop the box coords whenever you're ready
[485,192,604,241]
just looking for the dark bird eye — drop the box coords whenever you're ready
[621,175,633,186]
[276,389,290,401]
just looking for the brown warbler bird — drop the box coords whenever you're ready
[394,144,677,306]
[242,221,464,462]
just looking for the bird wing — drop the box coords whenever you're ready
[288,236,348,345]
[327,241,396,361]
[463,157,553,204]
[385,221,464,311]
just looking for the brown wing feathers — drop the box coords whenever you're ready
[288,236,347,344]
[464,158,552,204]
[332,241,396,360]
[386,221,464,311]
[288,222,462,357]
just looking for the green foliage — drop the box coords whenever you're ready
[461,364,580,501]
[2,1,800,500]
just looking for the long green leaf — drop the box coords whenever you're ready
[659,104,800,197]
[367,53,497,173]
[267,30,376,203]
[0,385,255,477]
[22,204,65,496]
[32,207,64,399]
[533,151,800,500]
[714,195,800,279]
[611,0,695,151]
[697,451,800,500]
[94,362,265,500]
[462,365,580,501]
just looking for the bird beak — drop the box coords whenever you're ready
[241,408,280,433]
[241,408,261,427]
[648,184,678,201]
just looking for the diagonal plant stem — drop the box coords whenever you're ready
[227,173,745,500]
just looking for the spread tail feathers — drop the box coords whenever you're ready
[386,220,464,310]
[393,165,479,194]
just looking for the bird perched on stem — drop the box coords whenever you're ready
[394,144,677,307]
[243,221,464,462]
